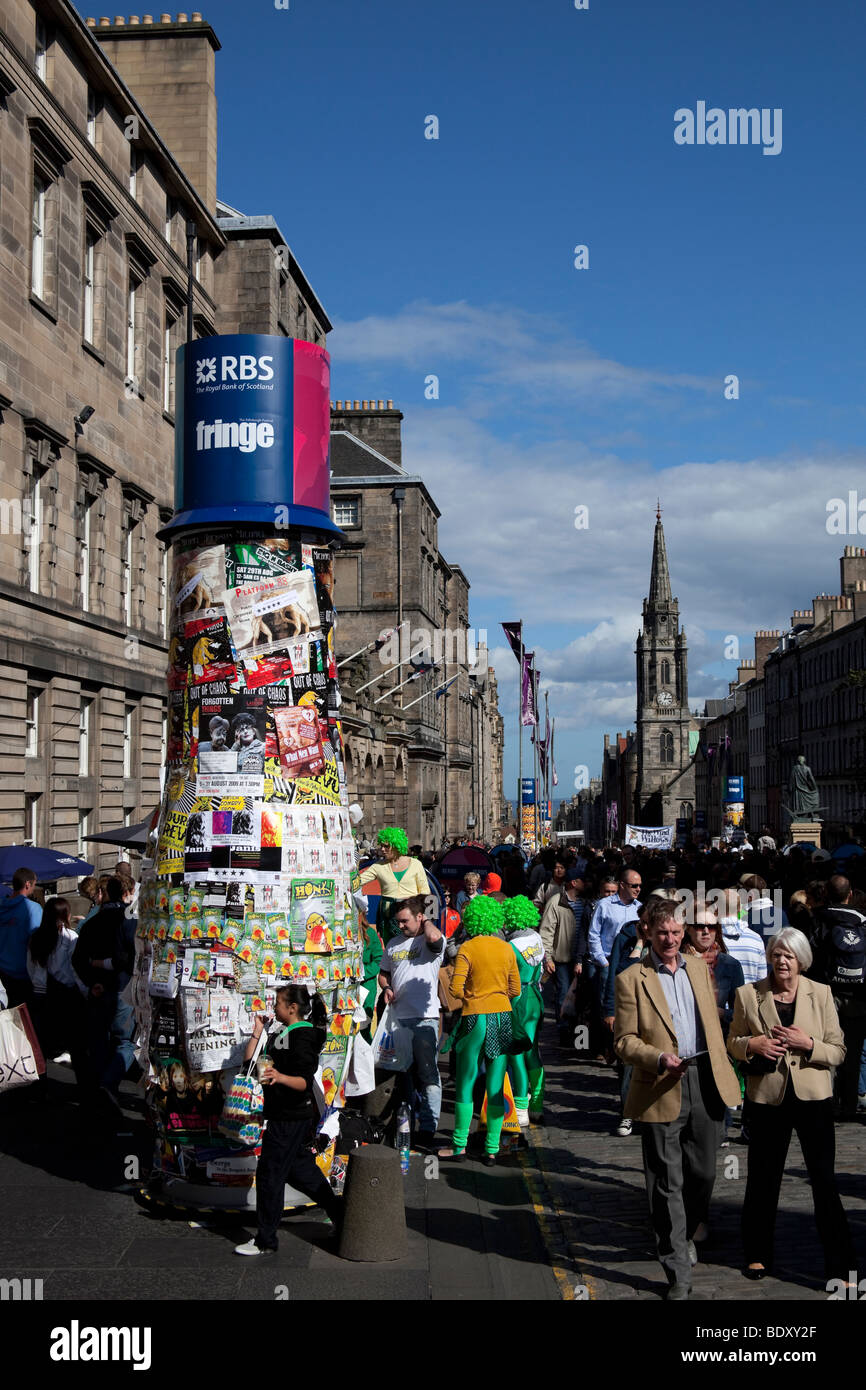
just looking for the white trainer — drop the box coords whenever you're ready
[616,1117,633,1137]
[515,1107,530,1127]
[234,1240,275,1257]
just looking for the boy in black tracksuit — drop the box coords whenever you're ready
[235,985,343,1255]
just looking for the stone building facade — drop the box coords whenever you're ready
[329,403,503,847]
[0,5,327,875]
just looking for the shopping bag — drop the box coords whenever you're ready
[344,1033,376,1097]
[0,1004,45,1093]
[218,1031,266,1146]
[370,1005,413,1072]
[560,978,579,1019]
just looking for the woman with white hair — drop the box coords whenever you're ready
[728,927,856,1285]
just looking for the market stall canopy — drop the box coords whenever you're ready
[434,845,496,882]
[0,845,94,883]
[83,811,159,851]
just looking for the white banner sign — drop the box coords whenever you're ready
[625,824,675,850]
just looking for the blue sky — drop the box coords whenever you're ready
[159,0,865,806]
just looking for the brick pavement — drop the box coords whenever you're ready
[522,1015,866,1301]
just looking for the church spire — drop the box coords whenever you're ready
[648,507,672,606]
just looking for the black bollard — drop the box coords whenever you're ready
[338,1145,407,1262]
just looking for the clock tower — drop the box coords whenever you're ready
[634,506,696,824]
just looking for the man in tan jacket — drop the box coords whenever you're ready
[614,900,741,1299]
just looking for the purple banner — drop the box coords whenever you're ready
[502,621,522,663]
[521,652,537,727]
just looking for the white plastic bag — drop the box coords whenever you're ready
[370,1005,413,1072]
[344,1033,376,1097]
[0,1006,42,1092]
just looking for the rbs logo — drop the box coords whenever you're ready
[195,354,274,385]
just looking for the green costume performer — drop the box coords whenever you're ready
[503,896,546,1122]
[358,827,431,944]
[438,895,521,1163]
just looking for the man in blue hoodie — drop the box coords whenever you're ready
[0,867,42,1007]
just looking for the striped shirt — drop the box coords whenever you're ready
[719,916,768,984]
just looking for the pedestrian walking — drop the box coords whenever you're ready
[728,927,857,1285]
[614,899,740,1299]
[234,986,343,1256]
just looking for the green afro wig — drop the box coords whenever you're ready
[502,895,540,934]
[461,894,505,937]
[377,826,409,856]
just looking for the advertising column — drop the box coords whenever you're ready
[723,775,746,845]
[131,335,365,1207]
[520,777,538,850]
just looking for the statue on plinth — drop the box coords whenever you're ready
[786,755,822,821]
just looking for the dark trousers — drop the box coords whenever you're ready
[640,1059,723,1287]
[835,997,866,1119]
[742,1089,856,1279]
[255,1117,341,1250]
[0,973,32,1009]
[83,990,118,1095]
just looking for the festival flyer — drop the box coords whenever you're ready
[289,877,336,953]
[166,633,188,691]
[224,538,303,589]
[185,614,237,687]
[193,682,268,776]
[222,571,322,660]
[172,543,227,622]
[273,705,326,780]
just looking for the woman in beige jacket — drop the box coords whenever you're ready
[727,927,856,1284]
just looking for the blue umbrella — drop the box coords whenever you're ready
[831,843,865,860]
[0,845,94,883]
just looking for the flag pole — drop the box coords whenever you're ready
[532,656,541,850]
[544,690,550,837]
[337,630,395,669]
[518,620,523,846]
[355,658,402,694]
[403,674,454,711]
[372,668,434,705]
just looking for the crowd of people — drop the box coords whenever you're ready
[0,862,142,1117]
[1,830,864,1291]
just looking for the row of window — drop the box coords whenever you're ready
[18,461,169,634]
[25,685,144,777]
[30,164,189,415]
[22,789,138,858]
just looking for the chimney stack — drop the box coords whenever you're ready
[93,14,221,213]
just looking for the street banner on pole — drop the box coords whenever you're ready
[624,824,675,849]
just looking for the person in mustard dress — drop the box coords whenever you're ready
[359,827,430,944]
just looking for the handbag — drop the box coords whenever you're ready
[0,1004,45,1093]
[218,1030,267,1146]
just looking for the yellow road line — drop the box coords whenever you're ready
[518,1134,599,1300]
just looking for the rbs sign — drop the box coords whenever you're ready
[168,334,338,538]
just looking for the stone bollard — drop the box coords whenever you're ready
[338,1145,407,1262]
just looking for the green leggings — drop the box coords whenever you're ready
[509,1041,544,1113]
[452,1021,509,1154]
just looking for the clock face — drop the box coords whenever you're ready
[657,691,675,708]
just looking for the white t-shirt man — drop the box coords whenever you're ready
[380,932,444,1020]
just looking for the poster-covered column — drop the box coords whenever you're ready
[131,335,365,1206]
